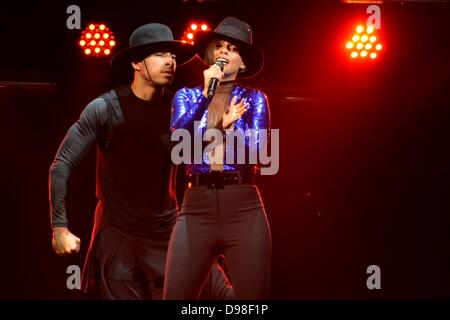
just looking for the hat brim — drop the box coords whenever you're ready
[111,41,196,73]
[193,31,264,78]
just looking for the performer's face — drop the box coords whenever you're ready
[133,51,177,86]
[211,40,246,79]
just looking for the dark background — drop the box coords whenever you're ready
[0,0,449,299]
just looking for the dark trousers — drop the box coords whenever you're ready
[91,226,233,300]
[163,184,272,299]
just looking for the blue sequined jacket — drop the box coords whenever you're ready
[170,85,270,174]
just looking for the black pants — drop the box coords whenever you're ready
[164,184,272,299]
[91,226,233,300]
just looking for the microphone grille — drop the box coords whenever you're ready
[215,58,228,71]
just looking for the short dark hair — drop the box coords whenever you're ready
[203,39,219,66]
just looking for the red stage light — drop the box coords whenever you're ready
[181,21,210,45]
[356,25,364,34]
[345,23,382,60]
[80,23,116,57]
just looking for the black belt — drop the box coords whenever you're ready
[188,171,253,189]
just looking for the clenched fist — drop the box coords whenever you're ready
[52,227,81,256]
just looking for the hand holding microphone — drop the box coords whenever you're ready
[202,58,229,99]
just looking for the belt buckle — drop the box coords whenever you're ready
[207,171,225,189]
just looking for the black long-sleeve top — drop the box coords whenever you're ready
[49,85,176,238]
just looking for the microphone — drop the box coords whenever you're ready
[207,58,228,99]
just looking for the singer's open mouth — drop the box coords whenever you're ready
[217,57,230,64]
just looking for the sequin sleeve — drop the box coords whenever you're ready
[170,87,210,133]
[247,89,270,131]
[245,89,271,159]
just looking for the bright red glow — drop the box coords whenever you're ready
[181,21,210,45]
[80,23,116,57]
[345,23,382,60]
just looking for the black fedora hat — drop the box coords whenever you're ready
[111,23,195,72]
[194,17,264,78]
